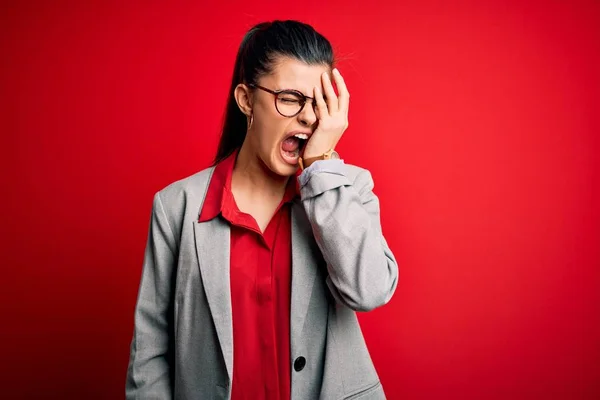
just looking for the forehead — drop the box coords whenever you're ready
[263,57,330,95]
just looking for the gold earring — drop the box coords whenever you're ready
[247,114,254,130]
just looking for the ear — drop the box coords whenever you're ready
[234,83,253,117]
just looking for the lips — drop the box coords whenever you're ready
[284,131,311,141]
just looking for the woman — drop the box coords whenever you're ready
[126,20,398,400]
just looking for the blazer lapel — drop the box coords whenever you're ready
[193,217,233,381]
[192,199,319,381]
[290,200,320,353]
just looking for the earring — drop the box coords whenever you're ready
[247,113,254,130]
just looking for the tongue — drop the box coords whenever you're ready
[282,136,300,152]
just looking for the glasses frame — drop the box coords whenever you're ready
[248,83,315,118]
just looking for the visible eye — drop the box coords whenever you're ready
[279,97,300,104]
[278,91,303,104]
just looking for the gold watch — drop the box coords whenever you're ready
[299,148,340,170]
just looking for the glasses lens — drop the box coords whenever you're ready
[276,91,304,117]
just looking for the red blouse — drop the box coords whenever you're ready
[198,151,298,399]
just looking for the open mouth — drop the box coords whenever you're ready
[281,133,309,164]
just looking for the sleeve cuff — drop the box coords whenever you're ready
[298,159,352,198]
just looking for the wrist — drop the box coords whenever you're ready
[299,148,340,170]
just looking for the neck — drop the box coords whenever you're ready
[231,141,289,202]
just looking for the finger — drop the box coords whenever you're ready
[321,72,339,112]
[313,85,329,119]
[332,68,349,112]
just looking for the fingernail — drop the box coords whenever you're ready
[333,68,339,74]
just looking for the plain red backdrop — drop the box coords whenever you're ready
[1,1,599,399]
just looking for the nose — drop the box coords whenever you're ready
[297,100,318,127]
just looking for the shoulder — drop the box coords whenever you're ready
[156,166,215,205]
[150,166,216,229]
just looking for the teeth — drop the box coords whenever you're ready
[294,133,309,140]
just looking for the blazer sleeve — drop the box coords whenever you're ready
[126,191,177,399]
[299,161,399,312]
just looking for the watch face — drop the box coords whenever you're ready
[330,150,340,159]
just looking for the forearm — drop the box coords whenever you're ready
[299,161,399,311]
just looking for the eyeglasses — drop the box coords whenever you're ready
[248,83,317,118]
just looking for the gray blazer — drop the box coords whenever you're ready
[126,162,399,400]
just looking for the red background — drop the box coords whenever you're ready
[2,1,599,399]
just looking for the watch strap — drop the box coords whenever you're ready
[299,149,336,170]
